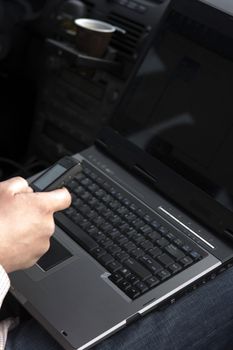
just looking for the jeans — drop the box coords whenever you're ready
[6,267,233,350]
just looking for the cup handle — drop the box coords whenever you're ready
[114,26,126,34]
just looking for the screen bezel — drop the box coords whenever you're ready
[96,128,233,241]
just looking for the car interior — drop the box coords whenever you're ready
[1,0,233,192]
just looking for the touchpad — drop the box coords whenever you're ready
[37,237,72,271]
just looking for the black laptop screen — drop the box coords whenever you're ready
[112,30,233,215]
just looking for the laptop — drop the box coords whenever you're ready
[9,123,233,349]
[9,4,233,345]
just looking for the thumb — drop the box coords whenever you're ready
[34,188,72,213]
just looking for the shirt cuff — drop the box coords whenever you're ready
[0,266,10,308]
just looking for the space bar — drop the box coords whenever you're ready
[55,212,98,252]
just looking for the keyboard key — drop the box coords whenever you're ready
[102,209,112,219]
[131,248,145,259]
[118,280,131,291]
[110,215,122,226]
[86,210,98,221]
[103,182,111,192]
[137,208,146,218]
[115,192,124,201]
[75,173,85,182]
[95,203,107,213]
[168,262,182,274]
[151,220,160,229]
[182,245,192,253]
[88,172,98,181]
[124,213,137,222]
[108,244,122,256]
[165,244,185,260]
[79,204,91,216]
[96,177,105,185]
[148,247,162,258]
[109,201,121,210]
[100,238,114,249]
[108,228,121,240]
[174,238,183,247]
[109,273,123,284]
[125,229,137,239]
[79,220,92,231]
[119,267,131,278]
[180,256,193,267]
[109,187,117,196]
[146,276,160,288]
[158,226,168,235]
[117,207,128,216]
[100,254,114,266]
[157,237,169,248]
[190,251,201,260]
[157,269,171,281]
[118,223,130,233]
[140,225,152,235]
[127,274,140,285]
[144,215,152,223]
[102,194,113,204]
[82,167,91,176]
[66,179,78,191]
[116,235,129,246]
[92,247,106,258]
[140,255,162,274]
[99,222,113,233]
[87,197,98,207]
[95,216,105,227]
[140,240,154,251]
[123,241,137,253]
[131,232,145,244]
[129,203,138,212]
[132,218,145,230]
[107,260,122,272]
[88,184,99,193]
[125,258,151,281]
[80,178,92,187]
[134,281,148,293]
[115,251,129,263]
[157,253,174,267]
[166,232,176,241]
[148,231,161,242]
[88,226,98,236]
[125,286,140,299]
[91,231,105,242]
[122,198,131,207]
[64,207,76,218]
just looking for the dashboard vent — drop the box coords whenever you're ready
[107,12,146,59]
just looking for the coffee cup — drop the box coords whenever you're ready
[74,18,123,58]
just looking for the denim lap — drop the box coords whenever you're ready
[6,268,233,350]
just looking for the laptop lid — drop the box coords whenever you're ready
[95,19,233,242]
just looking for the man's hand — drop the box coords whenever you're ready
[0,177,71,273]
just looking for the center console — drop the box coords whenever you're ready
[30,0,172,161]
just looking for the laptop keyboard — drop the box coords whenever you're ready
[55,162,206,300]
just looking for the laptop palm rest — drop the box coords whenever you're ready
[37,237,72,271]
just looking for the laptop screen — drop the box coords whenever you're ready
[112,25,233,216]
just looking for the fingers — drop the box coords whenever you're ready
[0,177,31,195]
[33,188,72,213]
